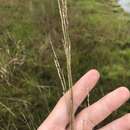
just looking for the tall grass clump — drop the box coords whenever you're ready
[0,32,25,85]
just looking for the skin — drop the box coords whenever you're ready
[38,69,130,130]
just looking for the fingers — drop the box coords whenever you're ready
[98,114,130,130]
[39,69,100,129]
[68,87,130,130]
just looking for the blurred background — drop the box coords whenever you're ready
[0,0,130,130]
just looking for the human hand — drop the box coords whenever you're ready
[38,69,130,130]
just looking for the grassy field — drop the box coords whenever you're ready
[0,0,130,129]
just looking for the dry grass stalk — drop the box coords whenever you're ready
[0,102,16,117]
[57,0,74,130]
[49,37,67,94]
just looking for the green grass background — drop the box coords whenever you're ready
[0,0,130,129]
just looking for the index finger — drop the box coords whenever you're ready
[40,69,100,128]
